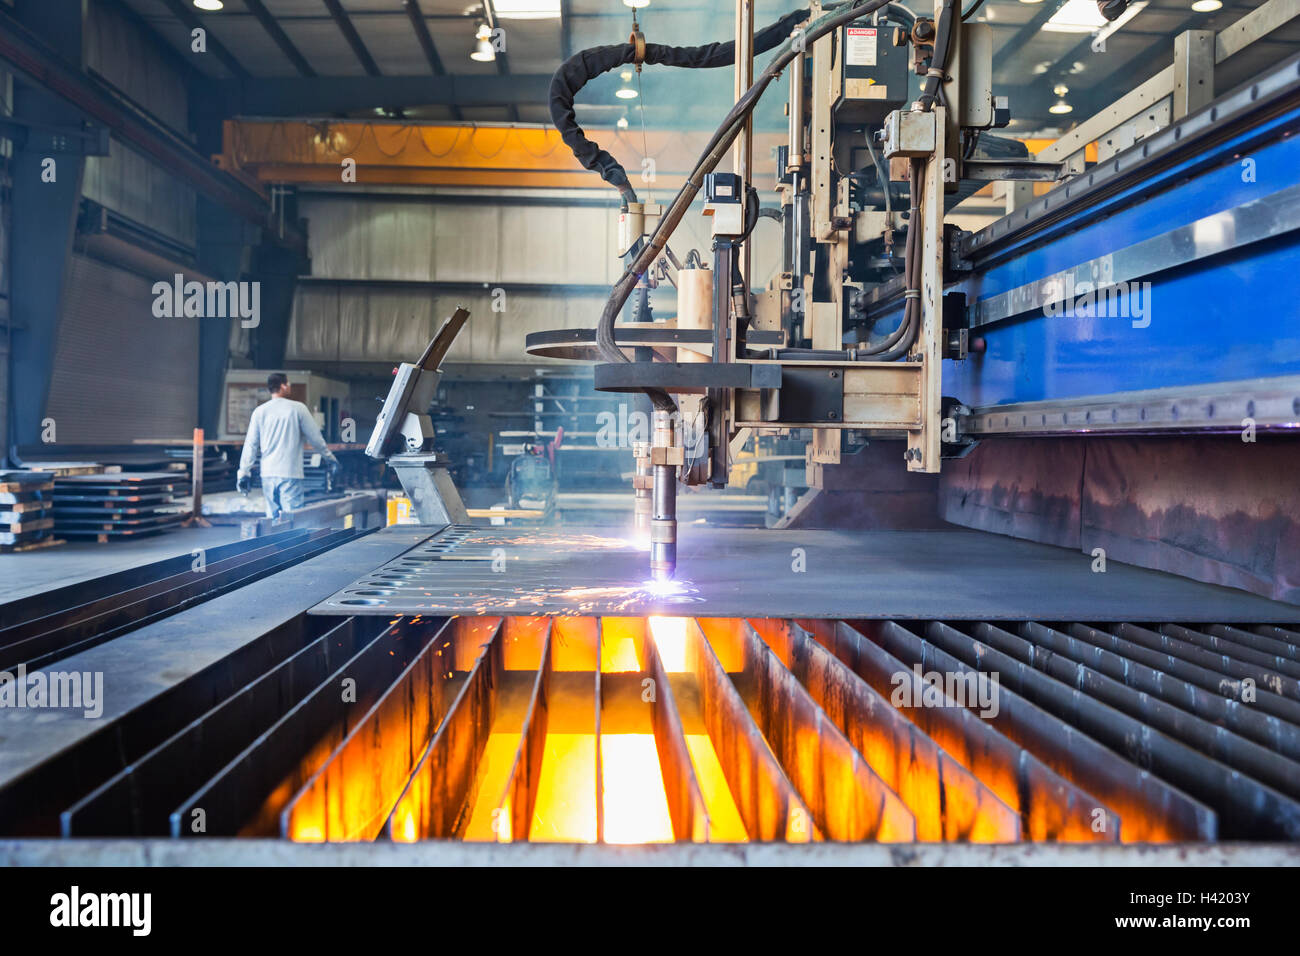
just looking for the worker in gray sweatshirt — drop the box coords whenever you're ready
[237,372,340,518]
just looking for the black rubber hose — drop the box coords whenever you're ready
[917,0,955,112]
[549,9,810,204]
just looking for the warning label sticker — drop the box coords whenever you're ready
[846,27,877,67]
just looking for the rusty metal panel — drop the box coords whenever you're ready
[1083,438,1300,605]
[813,619,1116,842]
[856,619,1214,841]
[279,618,465,842]
[1027,622,1300,762]
[644,625,710,843]
[685,618,816,842]
[754,618,1019,842]
[701,618,916,842]
[385,621,504,840]
[938,438,1085,549]
[927,621,1300,840]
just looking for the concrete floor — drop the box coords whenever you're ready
[0,525,244,605]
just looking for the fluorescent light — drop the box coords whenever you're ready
[193,0,223,10]
[492,0,561,19]
[1042,0,1108,32]
[1191,0,1221,10]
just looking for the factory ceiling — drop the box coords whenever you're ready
[121,0,1300,133]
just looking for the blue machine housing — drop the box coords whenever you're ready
[915,55,1300,413]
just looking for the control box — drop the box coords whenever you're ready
[834,20,910,126]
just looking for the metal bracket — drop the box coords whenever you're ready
[593,361,782,394]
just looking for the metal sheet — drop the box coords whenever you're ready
[816,620,1117,841]
[753,618,1020,842]
[384,621,504,840]
[924,621,1300,840]
[684,617,814,842]
[279,617,462,842]
[857,620,1215,841]
[700,618,916,842]
[308,525,1300,621]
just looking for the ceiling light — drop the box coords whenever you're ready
[615,85,638,100]
[1032,61,1051,74]
[617,114,630,129]
[1191,0,1221,10]
[1019,0,1044,5]
[1053,83,1069,96]
[470,23,495,62]
[1049,99,1073,114]
[624,0,651,7]
[492,0,560,19]
[193,0,223,9]
[1043,0,1108,32]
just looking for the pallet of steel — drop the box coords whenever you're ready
[0,471,58,550]
[52,471,181,539]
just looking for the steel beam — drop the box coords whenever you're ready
[243,0,316,77]
[403,0,461,121]
[320,0,380,76]
[7,0,85,456]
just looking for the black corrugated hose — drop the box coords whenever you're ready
[549,9,811,205]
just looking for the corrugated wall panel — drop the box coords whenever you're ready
[288,284,604,365]
[81,1,197,247]
[44,256,198,443]
[292,194,781,365]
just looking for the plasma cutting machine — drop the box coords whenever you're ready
[529,0,1300,593]
[532,0,1056,580]
[10,0,1300,864]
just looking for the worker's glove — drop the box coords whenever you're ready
[326,457,342,488]
[237,474,251,495]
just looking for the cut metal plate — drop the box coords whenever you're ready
[308,525,1300,621]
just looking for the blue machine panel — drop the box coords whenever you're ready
[942,104,1300,408]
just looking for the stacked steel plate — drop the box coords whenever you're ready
[0,471,56,549]
[52,471,184,538]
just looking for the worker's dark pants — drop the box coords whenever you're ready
[262,477,305,519]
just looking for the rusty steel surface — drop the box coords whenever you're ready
[754,618,1021,842]
[940,437,1300,605]
[816,619,1116,841]
[279,618,462,842]
[309,525,1300,621]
